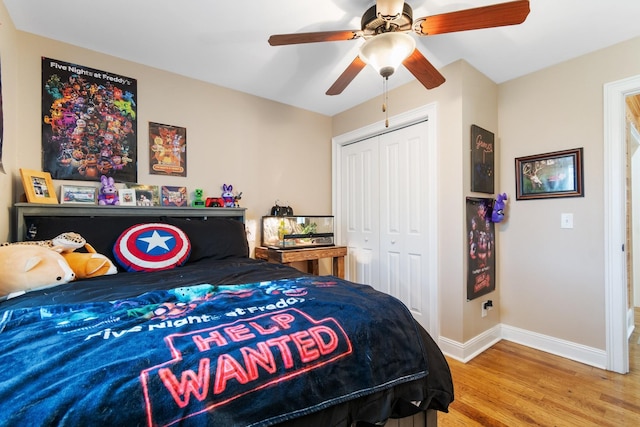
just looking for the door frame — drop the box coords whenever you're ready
[604,74,640,373]
[331,103,440,337]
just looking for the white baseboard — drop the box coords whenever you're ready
[439,323,607,370]
[438,325,501,363]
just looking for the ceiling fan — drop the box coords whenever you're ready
[269,0,530,96]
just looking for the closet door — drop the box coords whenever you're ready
[378,121,431,330]
[340,136,380,288]
[339,120,433,332]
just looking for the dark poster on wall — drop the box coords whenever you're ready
[466,197,496,300]
[41,57,137,182]
[471,124,494,194]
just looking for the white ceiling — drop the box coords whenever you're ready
[5,0,640,116]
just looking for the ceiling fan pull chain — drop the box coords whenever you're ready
[383,76,389,128]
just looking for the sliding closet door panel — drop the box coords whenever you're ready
[340,137,380,289]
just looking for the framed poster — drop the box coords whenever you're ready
[161,186,188,207]
[20,168,58,204]
[515,148,584,200]
[60,185,97,205]
[466,197,495,301]
[149,122,186,176]
[41,57,137,182]
[471,125,495,194]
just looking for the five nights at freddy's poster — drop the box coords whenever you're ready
[41,57,137,182]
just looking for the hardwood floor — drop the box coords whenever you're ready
[438,315,640,426]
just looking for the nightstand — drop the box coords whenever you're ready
[255,246,347,279]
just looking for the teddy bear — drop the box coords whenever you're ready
[0,245,76,299]
[98,175,119,205]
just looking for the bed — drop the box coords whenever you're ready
[0,204,453,426]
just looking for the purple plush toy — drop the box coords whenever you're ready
[98,175,119,205]
[491,193,507,223]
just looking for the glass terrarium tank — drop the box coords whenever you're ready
[262,215,334,249]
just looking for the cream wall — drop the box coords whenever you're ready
[0,2,332,252]
[499,36,640,349]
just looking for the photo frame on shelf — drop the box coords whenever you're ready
[118,188,136,206]
[20,168,58,204]
[161,185,188,207]
[515,148,584,200]
[125,183,160,206]
[60,185,97,205]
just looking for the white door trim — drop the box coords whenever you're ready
[604,74,640,374]
[332,103,440,338]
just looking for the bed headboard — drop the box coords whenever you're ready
[13,203,248,266]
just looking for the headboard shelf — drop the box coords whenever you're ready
[13,203,246,242]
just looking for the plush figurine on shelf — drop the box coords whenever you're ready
[0,245,76,299]
[491,193,508,223]
[62,243,117,280]
[192,188,206,208]
[221,184,235,207]
[98,175,119,205]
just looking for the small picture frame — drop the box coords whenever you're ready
[515,148,584,200]
[126,183,160,206]
[20,168,58,204]
[60,185,97,205]
[161,186,188,207]
[118,188,137,206]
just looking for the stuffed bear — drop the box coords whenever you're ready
[98,175,119,205]
[0,245,76,299]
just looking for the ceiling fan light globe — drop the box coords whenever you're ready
[359,32,415,77]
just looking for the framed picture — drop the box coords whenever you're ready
[149,122,187,177]
[515,148,584,200]
[60,185,97,205]
[20,168,58,204]
[118,188,137,206]
[126,183,160,206]
[471,125,495,194]
[161,185,188,207]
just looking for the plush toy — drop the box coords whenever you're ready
[0,245,76,299]
[221,184,242,207]
[1,232,86,253]
[62,243,117,280]
[491,193,508,223]
[98,175,119,205]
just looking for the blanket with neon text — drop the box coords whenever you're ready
[0,276,428,427]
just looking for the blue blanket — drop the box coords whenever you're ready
[0,276,428,426]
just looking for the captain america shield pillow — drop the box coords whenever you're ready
[113,223,191,272]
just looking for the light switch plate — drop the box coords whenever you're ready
[561,213,573,229]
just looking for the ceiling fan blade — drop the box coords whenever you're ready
[415,0,530,36]
[403,49,446,90]
[326,56,367,96]
[268,30,362,46]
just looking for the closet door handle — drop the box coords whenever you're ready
[391,240,396,244]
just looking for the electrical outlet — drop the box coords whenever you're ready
[481,299,493,318]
